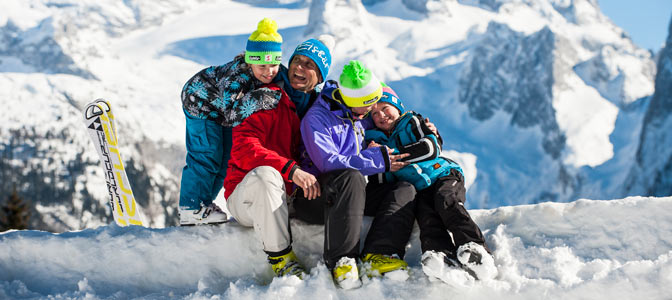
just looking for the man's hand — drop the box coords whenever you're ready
[388,147,410,172]
[368,140,382,148]
[424,118,438,136]
[292,168,321,200]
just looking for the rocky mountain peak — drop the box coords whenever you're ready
[458,22,565,158]
[631,16,672,196]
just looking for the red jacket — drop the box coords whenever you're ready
[224,84,301,199]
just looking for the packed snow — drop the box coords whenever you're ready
[1,196,671,299]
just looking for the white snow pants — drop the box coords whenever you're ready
[226,166,290,253]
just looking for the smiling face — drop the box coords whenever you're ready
[250,64,280,84]
[371,102,401,132]
[288,55,320,92]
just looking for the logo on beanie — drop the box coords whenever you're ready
[296,42,314,53]
[248,56,261,61]
[265,54,272,62]
[363,96,380,105]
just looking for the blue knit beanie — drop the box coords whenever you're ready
[289,35,334,82]
[380,84,405,114]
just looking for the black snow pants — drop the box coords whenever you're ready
[292,168,416,269]
[415,168,491,256]
[361,180,416,258]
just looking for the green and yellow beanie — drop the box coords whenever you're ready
[338,60,382,108]
[245,18,282,65]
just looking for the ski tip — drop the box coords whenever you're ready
[84,104,104,120]
[93,99,111,112]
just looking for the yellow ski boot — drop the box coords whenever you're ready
[268,250,307,279]
[361,253,409,278]
[332,256,362,289]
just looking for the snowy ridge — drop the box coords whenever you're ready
[0,0,209,76]
[1,197,671,299]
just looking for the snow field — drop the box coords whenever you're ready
[1,196,671,299]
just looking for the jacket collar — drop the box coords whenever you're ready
[317,80,358,120]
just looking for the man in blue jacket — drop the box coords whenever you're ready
[294,60,412,289]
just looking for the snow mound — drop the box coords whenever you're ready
[1,196,671,299]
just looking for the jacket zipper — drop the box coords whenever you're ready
[337,116,361,155]
[349,119,361,155]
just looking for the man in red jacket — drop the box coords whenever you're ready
[223,84,319,279]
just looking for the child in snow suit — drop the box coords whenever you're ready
[366,85,498,282]
[179,18,293,225]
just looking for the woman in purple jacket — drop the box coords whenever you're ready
[294,60,413,289]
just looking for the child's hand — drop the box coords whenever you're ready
[424,118,438,136]
[292,168,321,200]
[368,140,381,148]
[387,147,410,172]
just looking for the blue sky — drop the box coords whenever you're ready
[599,0,672,50]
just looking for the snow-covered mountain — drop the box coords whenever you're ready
[1,197,671,299]
[626,17,672,197]
[0,0,669,231]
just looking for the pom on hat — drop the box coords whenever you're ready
[246,18,283,65]
[317,34,335,52]
[249,18,282,41]
[338,60,382,108]
[289,35,334,83]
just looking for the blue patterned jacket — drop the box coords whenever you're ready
[181,54,314,126]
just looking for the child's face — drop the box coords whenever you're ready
[371,102,400,132]
[251,64,280,84]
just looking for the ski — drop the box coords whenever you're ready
[83,99,146,227]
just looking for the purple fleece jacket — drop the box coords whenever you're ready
[300,80,390,177]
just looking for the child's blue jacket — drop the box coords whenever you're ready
[365,112,462,190]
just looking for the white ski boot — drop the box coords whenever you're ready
[456,242,498,281]
[179,203,229,226]
[421,250,474,287]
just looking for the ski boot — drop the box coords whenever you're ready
[179,203,228,226]
[268,250,307,279]
[332,256,361,289]
[456,242,497,281]
[360,253,409,278]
